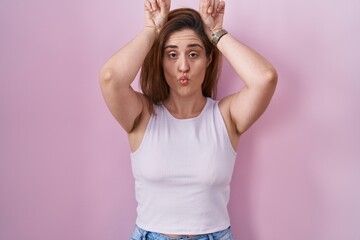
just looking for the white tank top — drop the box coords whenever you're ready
[131,98,237,235]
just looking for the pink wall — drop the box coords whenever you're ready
[0,0,359,239]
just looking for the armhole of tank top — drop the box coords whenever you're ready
[130,106,157,157]
[215,101,237,156]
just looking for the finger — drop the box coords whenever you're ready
[216,0,225,13]
[199,0,210,16]
[148,0,158,11]
[144,0,152,12]
[159,0,170,17]
[207,0,215,14]
[217,0,225,11]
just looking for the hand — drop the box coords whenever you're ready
[144,0,171,30]
[199,0,225,34]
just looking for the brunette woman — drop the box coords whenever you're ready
[100,0,277,239]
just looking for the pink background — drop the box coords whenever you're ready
[1,0,359,239]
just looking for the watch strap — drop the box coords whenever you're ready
[211,29,228,45]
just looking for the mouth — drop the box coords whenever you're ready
[179,76,189,85]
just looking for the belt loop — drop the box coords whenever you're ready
[207,234,214,240]
[142,230,148,240]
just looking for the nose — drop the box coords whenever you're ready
[178,55,190,73]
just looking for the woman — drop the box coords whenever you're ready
[99,0,277,239]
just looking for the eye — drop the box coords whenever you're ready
[189,51,199,58]
[167,52,177,58]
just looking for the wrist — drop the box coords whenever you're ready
[144,25,159,34]
[210,29,228,45]
[142,26,159,42]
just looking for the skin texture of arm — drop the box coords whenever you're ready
[199,0,278,141]
[218,34,278,135]
[99,0,170,133]
[99,28,156,133]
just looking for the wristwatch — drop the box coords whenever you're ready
[211,29,228,45]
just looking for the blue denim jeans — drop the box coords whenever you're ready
[130,225,234,240]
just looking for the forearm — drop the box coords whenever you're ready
[100,27,158,86]
[217,33,277,88]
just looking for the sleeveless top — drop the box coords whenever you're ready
[131,98,237,235]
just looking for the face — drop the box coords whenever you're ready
[162,29,212,99]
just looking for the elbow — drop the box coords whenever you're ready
[99,67,113,85]
[99,66,131,90]
[261,67,278,91]
[99,67,123,91]
[99,67,122,94]
[265,67,278,86]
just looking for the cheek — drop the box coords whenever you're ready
[193,61,208,77]
[162,61,177,77]
[162,62,174,85]
[162,61,170,72]
[162,62,170,76]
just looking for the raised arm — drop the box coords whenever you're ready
[200,0,278,135]
[99,0,170,133]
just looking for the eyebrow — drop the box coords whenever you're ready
[164,43,204,50]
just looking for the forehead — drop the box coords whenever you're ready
[165,29,204,47]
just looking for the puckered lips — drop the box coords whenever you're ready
[179,75,189,86]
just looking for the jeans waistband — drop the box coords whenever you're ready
[130,225,233,240]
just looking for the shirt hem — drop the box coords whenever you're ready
[136,221,231,235]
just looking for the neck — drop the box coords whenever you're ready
[164,94,207,119]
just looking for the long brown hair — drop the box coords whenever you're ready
[140,8,221,111]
